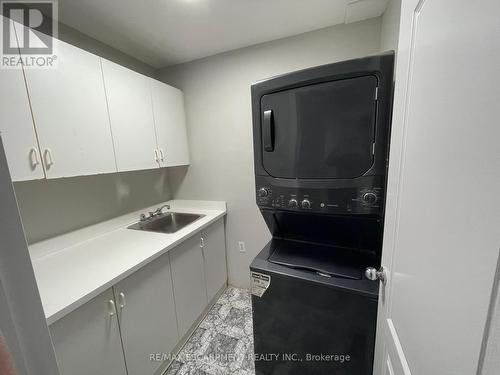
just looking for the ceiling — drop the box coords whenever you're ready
[54,0,388,68]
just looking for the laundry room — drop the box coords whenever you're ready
[0,1,499,375]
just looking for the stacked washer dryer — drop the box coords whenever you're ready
[250,52,394,375]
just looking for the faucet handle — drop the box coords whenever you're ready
[143,205,170,221]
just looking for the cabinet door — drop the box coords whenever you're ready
[150,79,190,167]
[102,59,159,172]
[23,39,116,178]
[0,17,44,181]
[202,219,227,302]
[170,234,207,337]
[49,289,127,375]
[113,253,179,375]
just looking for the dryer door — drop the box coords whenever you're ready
[260,75,378,179]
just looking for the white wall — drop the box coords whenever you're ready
[159,18,383,288]
[380,0,402,53]
[15,169,171,244]
[56,22,157,78]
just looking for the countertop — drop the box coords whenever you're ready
[29,200,226,325]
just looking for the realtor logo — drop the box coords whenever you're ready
[1,0,58,68]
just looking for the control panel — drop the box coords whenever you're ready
[256,185,383,215]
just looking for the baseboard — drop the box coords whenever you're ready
[155,282,228,375]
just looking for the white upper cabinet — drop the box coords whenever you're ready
[0,18,44,181]
[101,59,159,172]
[23,39,117,178]
[1,23,189,180]
[0,67,45,181]
[150,79,190,167]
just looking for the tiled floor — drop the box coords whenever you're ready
[165,287,255,375]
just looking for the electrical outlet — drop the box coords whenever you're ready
[238,241,246,253]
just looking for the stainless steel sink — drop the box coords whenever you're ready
[127,212,205,234]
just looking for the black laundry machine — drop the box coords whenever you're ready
[250,52,394,375]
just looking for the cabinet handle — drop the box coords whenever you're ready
[263,109,275,152]
[118,292,126,309]
[29,147,40,169]
[43,148,54,168]
[200,236,204,248]
[159,148,165,162]
[108,299,116,317]
[154,149,159,163]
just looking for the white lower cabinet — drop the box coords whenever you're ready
[50,218,227,374]
[113,253,178,375]
[201,219,227,302]
[50,288,127,375]
[169,233,208,338]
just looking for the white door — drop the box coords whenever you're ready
[374,1,500,374]
[23,38,117,178]
[101,59,159,172]
[113,253,179,375]
[150,79,190,167]
[0,17,44,181]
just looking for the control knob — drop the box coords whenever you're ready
[362,192,378,204]
[288,199,298,208]
[258,188,269,198]
[301,199,311,209]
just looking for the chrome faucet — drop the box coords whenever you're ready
[140,204,171,221]
[150,204,171,217]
